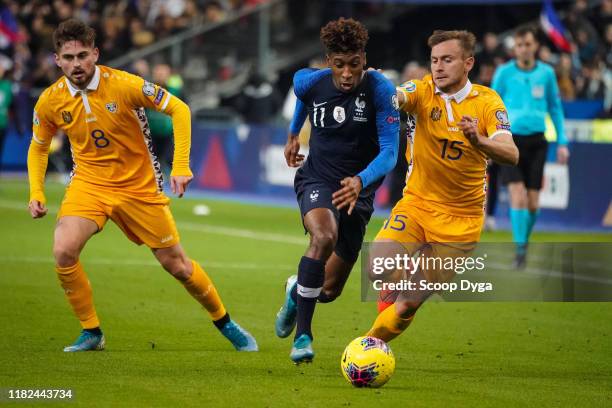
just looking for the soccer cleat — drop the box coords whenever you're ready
[290,334,314,364]
[513,252,527,270]
[220,320,258,351]
[63,330,106,352]
[275,275,298,338]
[513,244,528,270]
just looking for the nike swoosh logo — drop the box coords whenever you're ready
[313,101,327,107]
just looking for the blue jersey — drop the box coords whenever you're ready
[491,60,567,145]
[289,68,399,197]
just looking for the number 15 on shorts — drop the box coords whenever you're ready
[383,214,407,231]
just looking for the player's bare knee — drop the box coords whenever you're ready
[159,252,191,281]
[309,230,337,259]
[53,242,80,267]
[164,262,189,281]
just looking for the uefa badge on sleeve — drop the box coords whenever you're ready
[142,81,156,97]
[495,110,509,125]
[495,110,511,130]
[402,81,416,93]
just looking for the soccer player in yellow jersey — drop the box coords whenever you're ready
[27,19,258,352]
[366,30,519,342]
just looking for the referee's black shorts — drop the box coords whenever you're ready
[500,133,548,190]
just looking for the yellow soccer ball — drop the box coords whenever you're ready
[340,336,395,388]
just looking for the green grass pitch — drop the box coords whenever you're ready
[0,178,611,407]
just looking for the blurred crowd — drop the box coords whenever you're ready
[0,0,268,90]
[0,0,609,124]
[401,0,611,115]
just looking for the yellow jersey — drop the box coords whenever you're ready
[397,74,511,217]
[29,65,192,203]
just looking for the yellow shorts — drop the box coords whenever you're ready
[374,197,484,284]
[376,197,483,244]
[57,182,180,248]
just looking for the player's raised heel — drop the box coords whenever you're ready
[220,320,259,352]
[275,275,298,338]
[63,330,106,352]
[290,334,314,364]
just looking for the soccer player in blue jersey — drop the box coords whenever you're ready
[274,18,400,364]
[492,26,569,268]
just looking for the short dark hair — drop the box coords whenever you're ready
[320,17,368,55]
[514,25,539,40]
[53,18,96,52]
[427,30,476,57]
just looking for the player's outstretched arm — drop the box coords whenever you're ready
[28,105,54,218]
[164,96,193,197]
[27,140,50,218]
[458,115,518,165]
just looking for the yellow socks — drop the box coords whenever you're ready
[55,261,100,329]
[366,304,414,342]
[182,260,227,320]
[55,260,226,329]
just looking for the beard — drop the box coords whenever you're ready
[69,68,93,88]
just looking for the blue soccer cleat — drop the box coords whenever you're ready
[275,275,298,338]
[290,333,314,364]
[63,330,106,352]
[220,320,258,352]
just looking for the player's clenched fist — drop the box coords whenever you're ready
[28,200,48,218]
[458,115,483,146]
[284,134,304,167]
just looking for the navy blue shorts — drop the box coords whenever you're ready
[295,175,373,264]
[501,133,548,190]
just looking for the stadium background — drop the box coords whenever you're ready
[0,0,610,231]
[0,1,611,406]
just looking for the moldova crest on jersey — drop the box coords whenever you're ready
[430,107,442,121]
[61,111,72,124]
